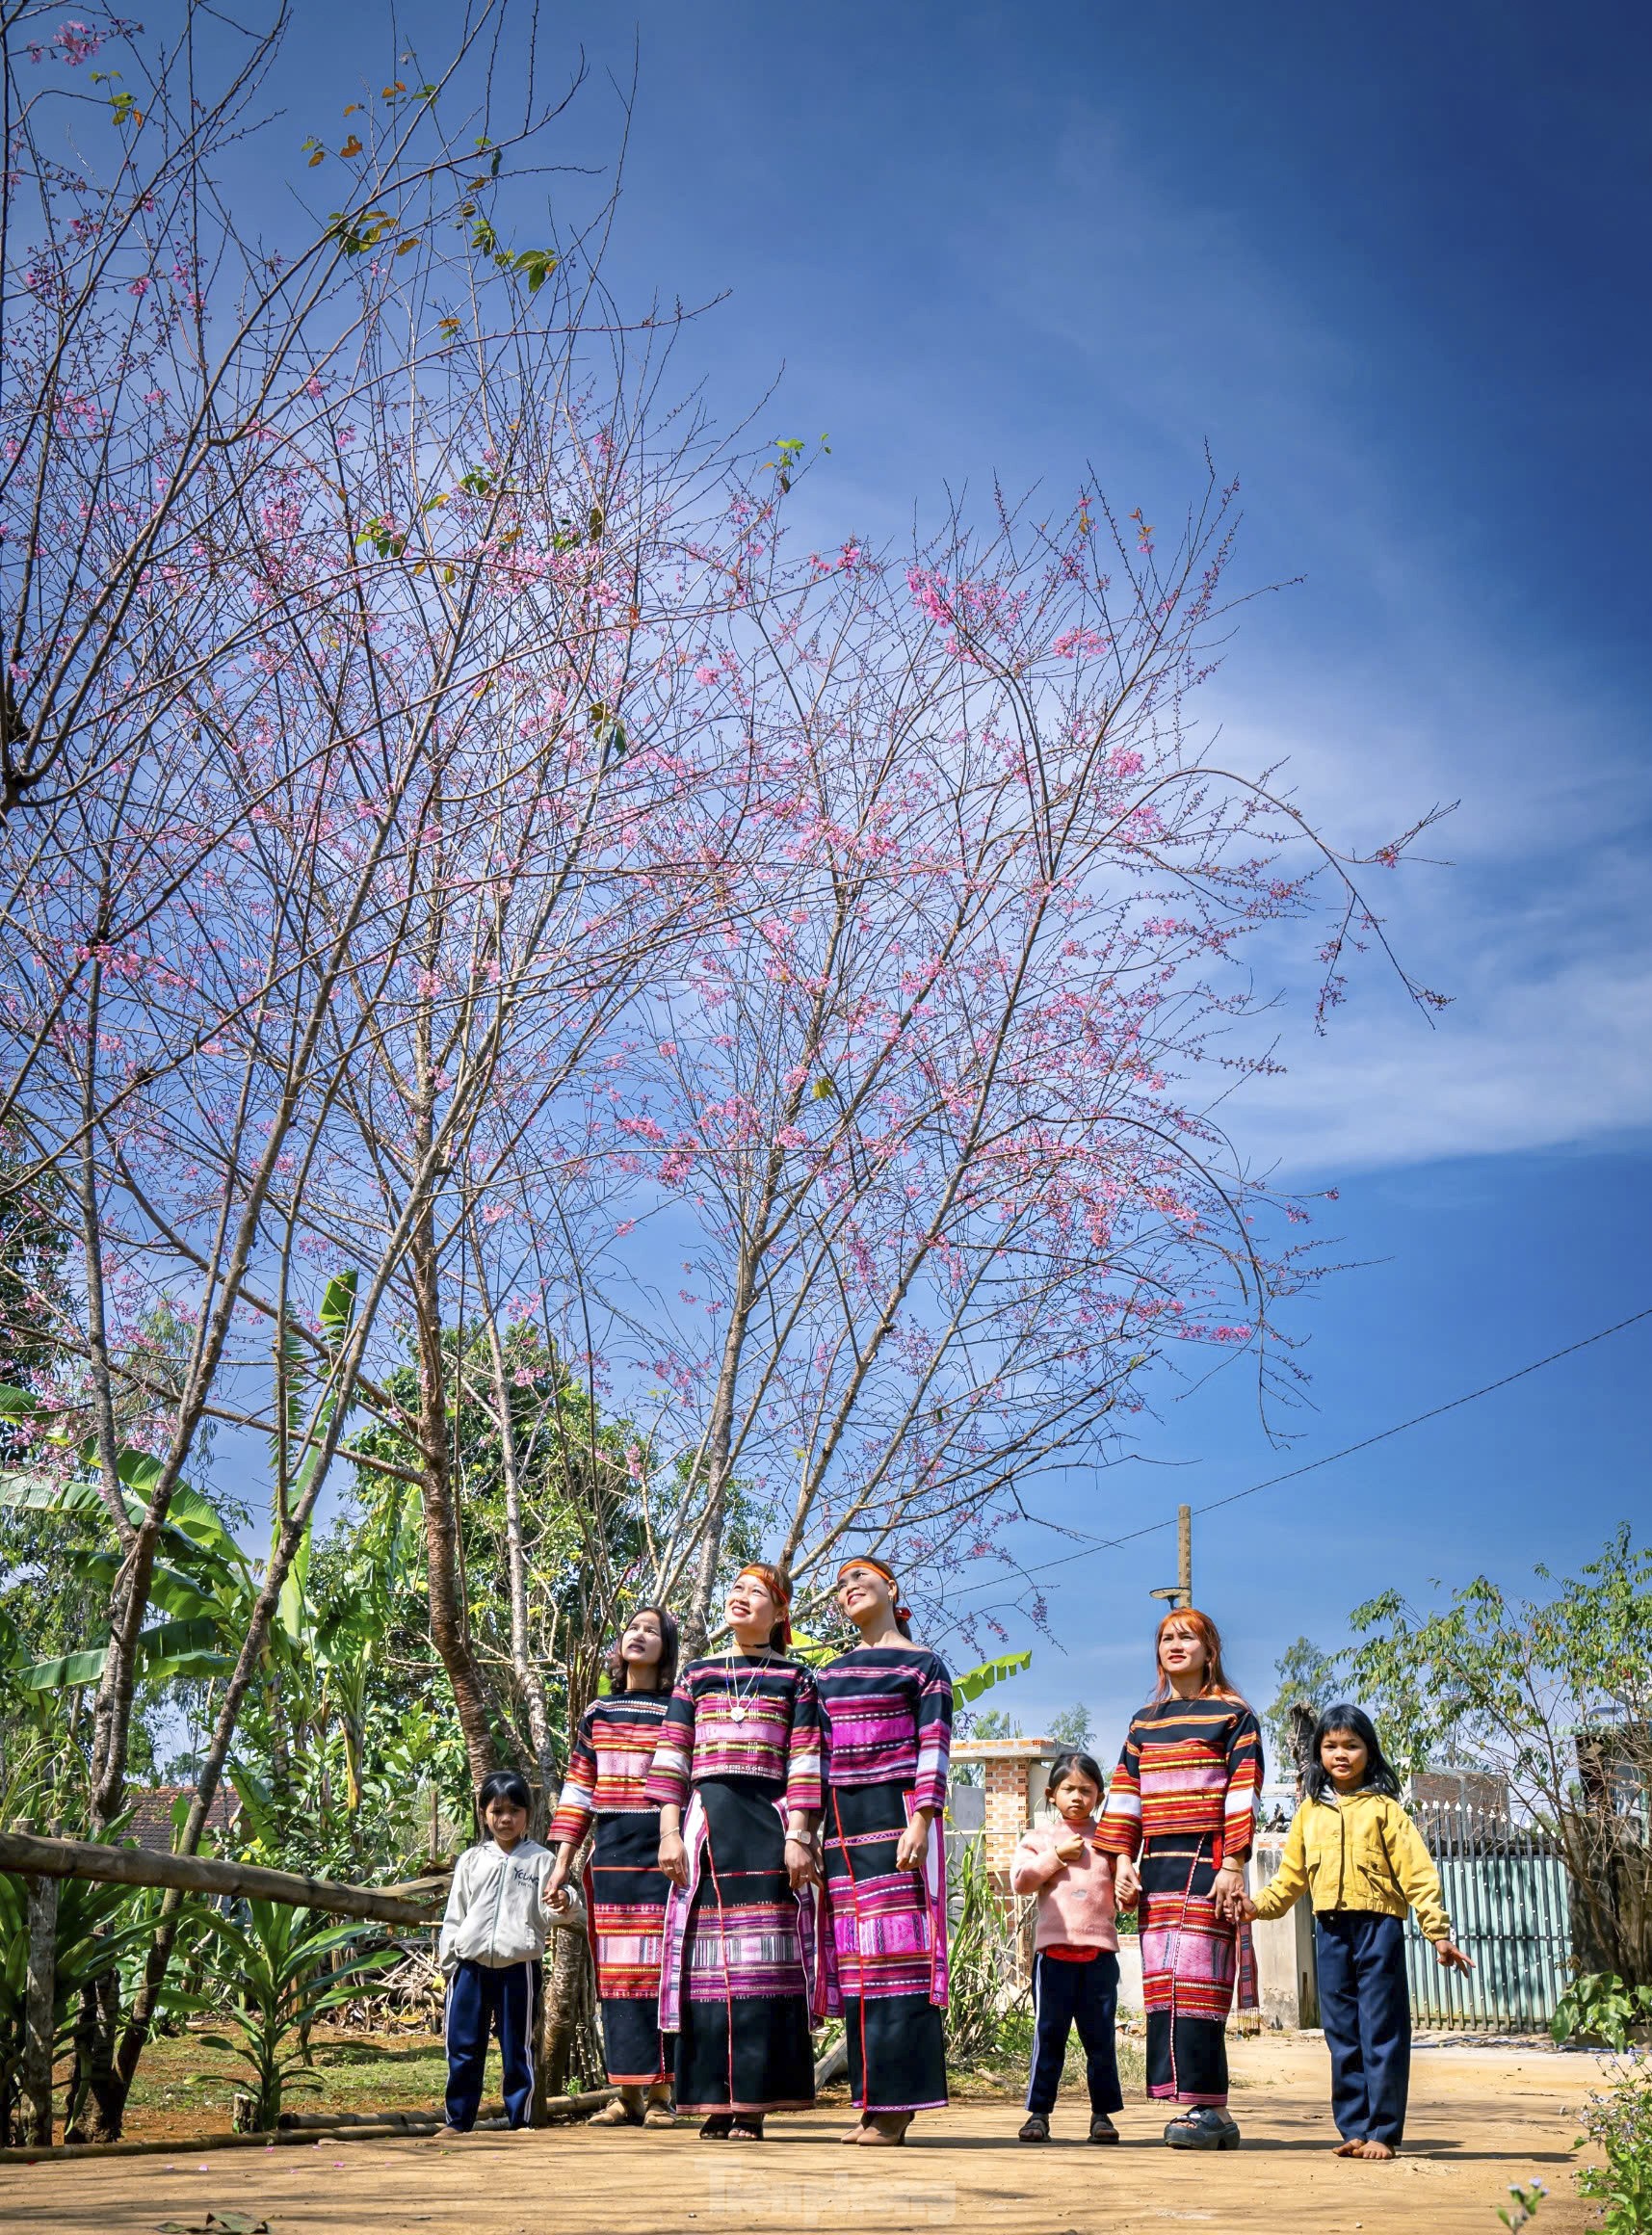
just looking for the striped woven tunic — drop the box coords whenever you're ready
[815,1645,953,2115]
[645,1653,823,2115]
[1096,1694,1263,2108]
[548,1691,672,2085]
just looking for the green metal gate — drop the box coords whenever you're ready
[1403,1806,1573,2031]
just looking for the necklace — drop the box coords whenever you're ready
[723,1648,769,1724]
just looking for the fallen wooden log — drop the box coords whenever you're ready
[0,1827,442,1928]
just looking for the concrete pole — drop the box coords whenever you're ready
[1177,1504,1193,1610]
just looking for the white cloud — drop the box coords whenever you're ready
[1236,949,1652,1175]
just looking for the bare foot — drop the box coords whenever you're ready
[1357,2140,1397,2160]
[1334,2138,1366,2156]
[842,2118,870,2143]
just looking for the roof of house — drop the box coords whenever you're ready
[123,1783,240,1856]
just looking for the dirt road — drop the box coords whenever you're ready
[1,2035,1591,2235]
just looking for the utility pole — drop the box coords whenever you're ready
[1150,1507,1194,1614]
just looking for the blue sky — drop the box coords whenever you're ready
[275,2,1651,1750]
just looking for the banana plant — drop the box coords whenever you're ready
[954,1649,1032,1702]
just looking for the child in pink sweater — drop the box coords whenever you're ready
[1009,1749,1122,2144]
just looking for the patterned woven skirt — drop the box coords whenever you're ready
[818,1780,948,2114]
[1139,1835,1256,2107]
[582,1809,669,2086]
[658,1776,817,2114]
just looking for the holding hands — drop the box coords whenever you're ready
[1213,1859,1248,1924]
[1113,1857,1140,1910]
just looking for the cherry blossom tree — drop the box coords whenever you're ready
[601,474,1444,1646]
[0,0,760,2130]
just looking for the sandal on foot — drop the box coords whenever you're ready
[698,2115,734,2140]
[728,2117,765,2143]
[860,2115,910,2146]
[589,2097,642,2127]
[1088,2112,1120,2144]
[642,2103,677,2129]
[1018,2114,1050,2143]
[1164,2106,1241,2150]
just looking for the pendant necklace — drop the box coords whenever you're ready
[724,1648,768,1724]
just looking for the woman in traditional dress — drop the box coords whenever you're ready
[1095,1606,1262,2150]
[546,1605,680,2128]
[816,1555,952,2146]
[647,1563,822,2142]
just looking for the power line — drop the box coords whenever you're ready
[954,1302,1652,1602]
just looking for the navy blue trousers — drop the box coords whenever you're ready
[444,1959,539,2130]
[1026,1951,1123,2117]
[1315,1911,1410,2146]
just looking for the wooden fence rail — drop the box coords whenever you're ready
[0,1827,446,1929]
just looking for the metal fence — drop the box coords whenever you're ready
[1403,1804,1573,2031]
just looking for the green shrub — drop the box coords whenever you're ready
[1575,2054,1652,2235]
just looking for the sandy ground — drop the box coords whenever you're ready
[1,2035,1591,2235]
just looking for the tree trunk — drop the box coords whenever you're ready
[479,1298,557,1813]
[538,1898,596,2108]
[412,1212,500,1790]
[22,1868,57,2146]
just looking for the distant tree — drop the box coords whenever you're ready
[1348,1528,1652,1987]
[1049,1702,1096,1753]
[1262,1636,1341,1772]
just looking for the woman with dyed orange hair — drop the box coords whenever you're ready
[1095,1607,1262,2150]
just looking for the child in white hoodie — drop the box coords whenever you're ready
[438,1770,557,2133]
[1009,1749,1122,2144]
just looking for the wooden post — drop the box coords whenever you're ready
[1177,1504,1193,1609]
[14,1818,58,2147]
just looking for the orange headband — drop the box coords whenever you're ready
[735,1564,792,1647]
[836,1556,911,1624]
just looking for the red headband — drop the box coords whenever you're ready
[735,1564,792,1647]
[837,1556,911,1624]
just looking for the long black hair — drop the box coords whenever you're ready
[1305,1704,1402,1802]
[605,1604,681,1694]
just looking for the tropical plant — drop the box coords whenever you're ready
[194,1904,395,2132]
[955,1650,1033,1705]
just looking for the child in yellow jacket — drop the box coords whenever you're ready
[1245,1705,1474,2160]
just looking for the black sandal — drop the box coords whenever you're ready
[1018,2114,1050,2143]
[698,2114,734,2140]
[728,2117,766,2143]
